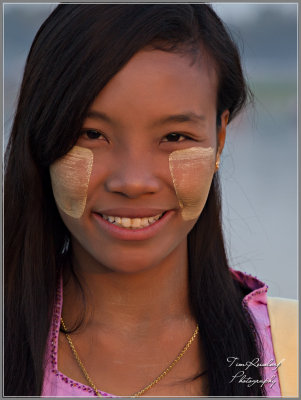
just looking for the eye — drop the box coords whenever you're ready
[81,129,106,140]
[162,133,187,142]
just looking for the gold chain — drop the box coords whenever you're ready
[60,318,101,395]
[61,317,199,397]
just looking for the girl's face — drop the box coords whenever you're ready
[50,49,228,273]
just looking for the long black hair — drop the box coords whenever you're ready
[4,4,265,395]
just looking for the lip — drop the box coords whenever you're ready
[92,209,175,241]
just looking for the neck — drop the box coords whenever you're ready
[62,240,193,333]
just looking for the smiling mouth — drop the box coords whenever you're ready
[100,213,165,229]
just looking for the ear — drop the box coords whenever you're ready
[215,109,229,172]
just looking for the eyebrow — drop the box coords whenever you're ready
[85,110,206,126]
[85,111,113,123]
[150,112,206,127]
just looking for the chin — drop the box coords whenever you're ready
[95,249,166,275]
[72,239,167,275]
[69,217,190,276]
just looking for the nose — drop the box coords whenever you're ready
[105,150,161,199]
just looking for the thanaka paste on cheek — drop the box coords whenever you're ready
[49,145,93,218]
[169,146,215,221]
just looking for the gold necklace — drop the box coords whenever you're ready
[60,317,199,397]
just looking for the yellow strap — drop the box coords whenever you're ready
[267,297,299,397]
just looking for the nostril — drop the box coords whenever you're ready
[105,172,161,198]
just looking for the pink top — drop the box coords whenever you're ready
[41,269,281,397]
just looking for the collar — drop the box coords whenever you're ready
[230,268,269,306]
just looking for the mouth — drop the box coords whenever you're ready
[93,209,174,241]
[99,212,165,230]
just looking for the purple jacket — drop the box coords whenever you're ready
[42,269,281,397]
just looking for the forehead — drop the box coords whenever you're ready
[87,49,219,123]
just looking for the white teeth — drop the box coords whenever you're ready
[101,213,163,229]
[141,218,149,227]
[121,217,131,228]
[131,218,142,228]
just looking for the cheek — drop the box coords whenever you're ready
[169,147,215,221]
[49,146,93,218]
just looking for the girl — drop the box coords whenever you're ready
[4,4,296,397]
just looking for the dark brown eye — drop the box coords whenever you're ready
[82,129,104,140]
[162,133,186,142]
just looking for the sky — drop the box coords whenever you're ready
[212,2,297,23]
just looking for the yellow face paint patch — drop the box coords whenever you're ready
[169,146,215,221]
[50,146,93,218]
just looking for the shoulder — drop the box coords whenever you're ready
[230,269,299,396]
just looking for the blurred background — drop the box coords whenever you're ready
[3,3,298,298]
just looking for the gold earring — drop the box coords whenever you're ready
[215,159,220,170]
